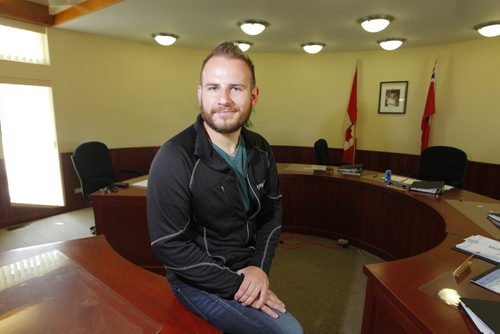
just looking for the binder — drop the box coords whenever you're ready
[409,180,445,194]
[458,298,500,334]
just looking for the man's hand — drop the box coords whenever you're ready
[235,267,287,318]
[250,289,286,319]
[234,266,269,308]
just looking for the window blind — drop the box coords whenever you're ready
[0,24,49,65]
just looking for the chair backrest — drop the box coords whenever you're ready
[71,141,116,200]
[314,138,330,165]
[416,146,468,187]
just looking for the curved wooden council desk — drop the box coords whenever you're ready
[277,163,499,334]
[91,177,165,274]
[91,164,500,333]
[0,236,220,333]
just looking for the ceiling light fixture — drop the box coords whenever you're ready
[301,42,326,54]
[238,20,269,36]
[474,21,500,37]
[152,33,178,46]
[233,40,253,52]
[358,15,394,33]
[377,38,406,51]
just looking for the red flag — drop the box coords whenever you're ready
[421,64,436,151]
[343,68,358,164]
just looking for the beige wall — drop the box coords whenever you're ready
[1,27,499,163]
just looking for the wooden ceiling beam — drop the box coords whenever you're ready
[0,0,122,28]
[54,0,123,26]
[0,0,54,26]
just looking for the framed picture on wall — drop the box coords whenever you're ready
[378,81,408,114]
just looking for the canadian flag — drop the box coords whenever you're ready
[342,68,358,164]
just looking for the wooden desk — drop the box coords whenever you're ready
[91,163,500,333]
[277,164,499,333]
[0,235,220,333]
[91,176,165,274]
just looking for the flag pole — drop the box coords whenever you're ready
[352,138,356,164]
[353,60,360,164]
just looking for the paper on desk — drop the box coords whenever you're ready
[390,175,409,182]
[454,235,500,264]
[132,179,148,188]
[302,164,328,171]
[380,176,417,184]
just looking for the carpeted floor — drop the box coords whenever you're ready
[0,208,95,253]
[270,232,383,334]
[1,210,383,333]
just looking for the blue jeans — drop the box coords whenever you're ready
[169,277,303,334]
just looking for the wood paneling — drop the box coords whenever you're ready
[272,145,500,199]
[279,173,446,260]
[1,146,498,229]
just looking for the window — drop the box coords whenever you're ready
[0,20,62,207]
[0,23,49,65]
[0,83,64,206]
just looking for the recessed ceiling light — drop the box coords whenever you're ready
[377,38,406,51]
[358,15,394,33]
[474,21,500,37]
[152,33,178,46]
[300,42,326,54]
[238,20,269,36]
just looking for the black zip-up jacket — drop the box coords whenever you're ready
[147,115,282,299]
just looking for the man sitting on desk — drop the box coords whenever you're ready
[147,42,303,334]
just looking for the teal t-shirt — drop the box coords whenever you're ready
[212,136,250,213]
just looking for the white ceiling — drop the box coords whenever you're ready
[53,0,500,53]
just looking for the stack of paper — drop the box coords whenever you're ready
[454,235,500,264]
[338,164,363,176]
[487,212,500,228]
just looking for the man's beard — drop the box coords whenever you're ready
[200,102,251,135]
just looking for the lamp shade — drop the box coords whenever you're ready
[152,33,178,46]
[233,40,253,52]
[301,42,326,54]
[474,21,500,37]
[377,38,406,50]
[358,15,394,33]
[238,20,269,36]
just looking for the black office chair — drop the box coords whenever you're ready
[71,141,143,233]
[314,138,330,165]
[416,146,467,188]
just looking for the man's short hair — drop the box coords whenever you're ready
[200,42,256,86]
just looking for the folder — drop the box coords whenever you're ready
[409,180,445,195]
[458,298,500,334]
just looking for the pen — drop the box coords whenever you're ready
[452,253,474,277]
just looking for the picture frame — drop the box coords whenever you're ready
[378,81,408,114]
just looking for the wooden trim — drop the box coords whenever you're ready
[54,0,123,26]
[0,0,53,26]
[1,146,499,230]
